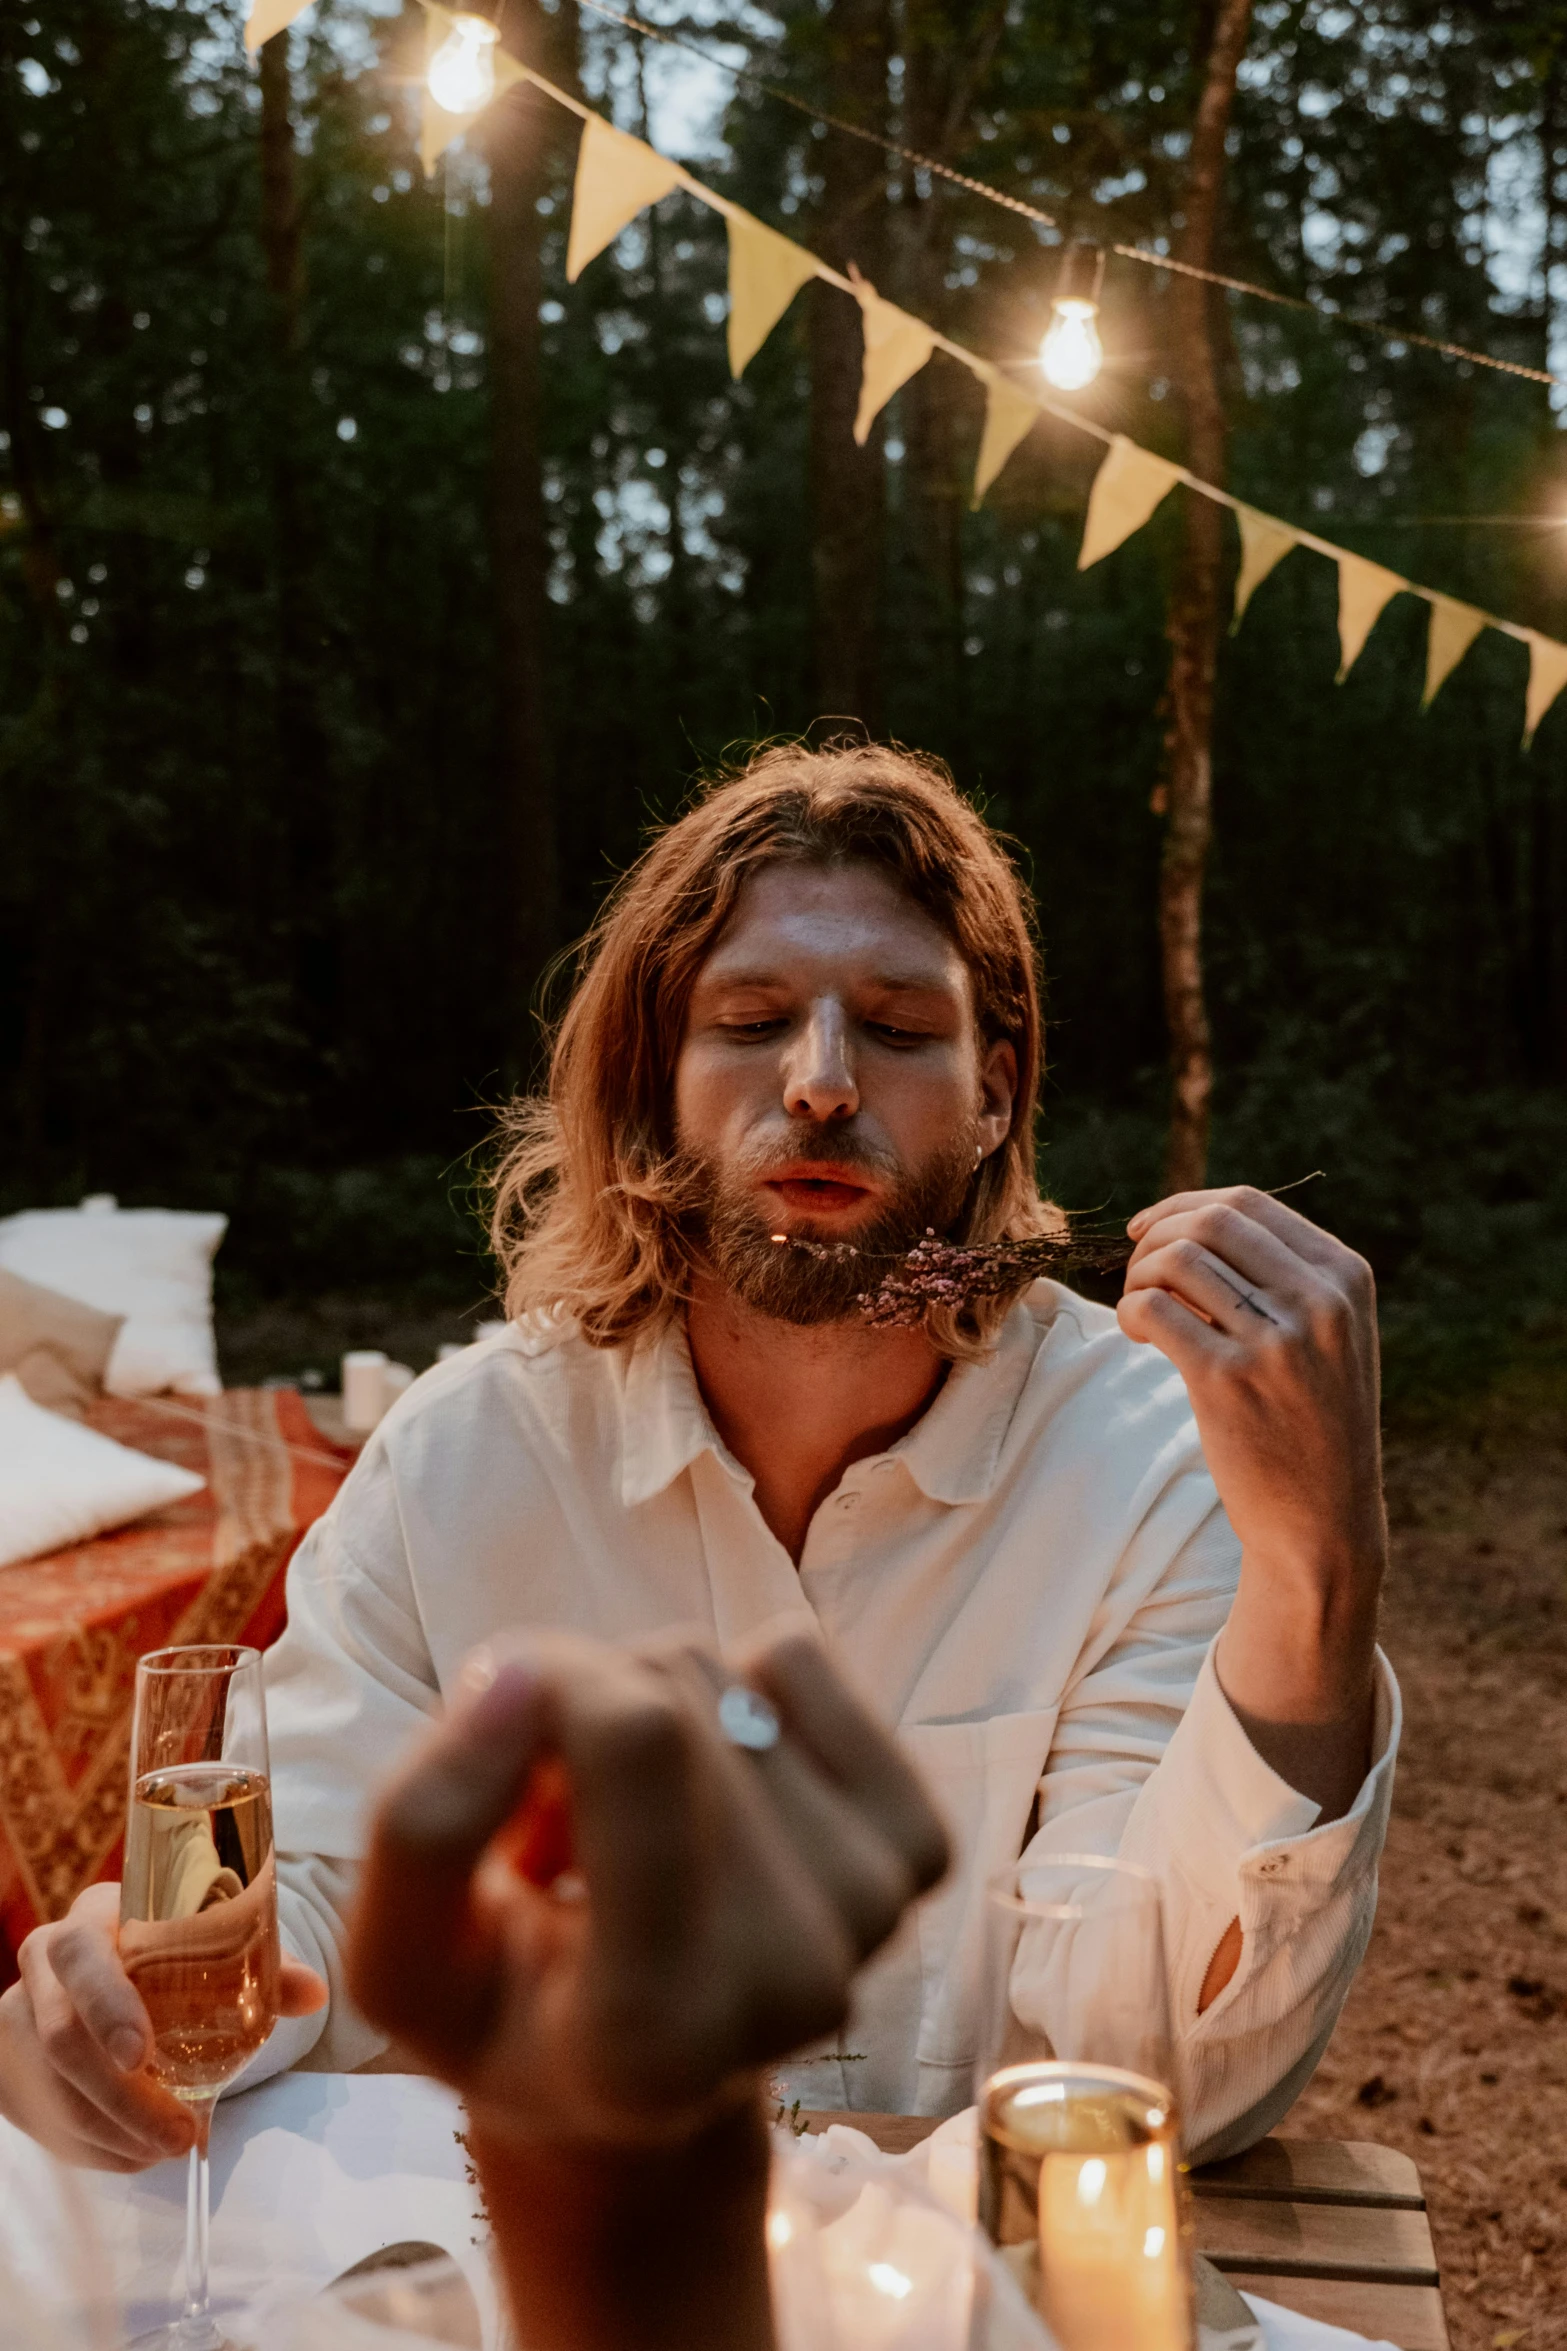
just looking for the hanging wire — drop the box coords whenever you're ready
[569,0,1565,393]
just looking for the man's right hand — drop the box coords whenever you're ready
[0,1882,326,2171]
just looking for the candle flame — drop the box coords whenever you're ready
[1076,2156,1107,2207]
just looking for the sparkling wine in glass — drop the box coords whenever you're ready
[974,1856,1194,2351]
[120,1645,280,2350]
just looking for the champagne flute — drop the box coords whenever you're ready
[973,1855,1193,2351]
[120,1645,281,2351]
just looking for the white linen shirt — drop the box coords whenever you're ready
[257,1282,1398,2161]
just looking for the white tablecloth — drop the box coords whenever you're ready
[0,2075,1397,2351]
[0,2071,497,2347]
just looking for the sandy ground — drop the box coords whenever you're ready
[1282,1373,1567,2351]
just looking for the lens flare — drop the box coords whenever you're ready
[427,14,500,115]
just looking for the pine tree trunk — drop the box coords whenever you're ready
[807,0,891,734]
[258,32,334,1025]
[1158,0,1254,1193]
[487,62,561,1075]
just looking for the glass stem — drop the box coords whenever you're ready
[181,2101,217,2333]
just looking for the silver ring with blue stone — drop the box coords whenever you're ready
[717,1683,782,1753]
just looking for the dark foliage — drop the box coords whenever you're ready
[3,0,1567,1394]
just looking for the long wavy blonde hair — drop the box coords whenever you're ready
[489,741,1053,1361]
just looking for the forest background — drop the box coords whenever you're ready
[6,0,1567,1403]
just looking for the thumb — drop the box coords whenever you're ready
[347,1659,550,2068]
[278,1960,329,2017]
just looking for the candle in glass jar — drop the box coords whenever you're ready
[1036,2134,1190,2351]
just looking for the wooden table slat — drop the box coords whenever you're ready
[1221,2274,1449,2351]
[1194,2195,1439,2284]
[1199,2138,1427,2204]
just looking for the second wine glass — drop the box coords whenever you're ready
[973,1854,1193,2351]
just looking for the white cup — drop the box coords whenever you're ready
[341,1350,389,1434]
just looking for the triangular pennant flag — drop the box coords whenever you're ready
[419,6,527,176]
[1231,506,1298,630]
[245,0,310,50]
[725,212,820,379]
[1336,553,1408,680]
[853,289,936,446]
[1422,596,1487,710]
[565,115,684,284]
[971,370,1042,507]
[1077,437,1183,569]
[1523,632,1567,748]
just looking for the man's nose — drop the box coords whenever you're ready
[783,1001,859,1122]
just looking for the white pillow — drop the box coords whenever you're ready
[0,1199,226,1397]
[0,1374,206,1568]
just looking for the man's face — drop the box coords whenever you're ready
[674,861,1017,1323]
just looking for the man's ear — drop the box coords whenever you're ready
[977,1038,1017,1157]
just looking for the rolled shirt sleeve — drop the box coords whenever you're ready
[1028,1585,1399,2163]
[1123,1640,1399,2160]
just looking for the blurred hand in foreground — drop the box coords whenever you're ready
[345,1625,948,2351]
[346,1624,949,2148]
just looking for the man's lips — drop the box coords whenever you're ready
[761,1170,878,1216]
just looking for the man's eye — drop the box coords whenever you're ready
[869,1023,925,1043]
[722,1019,785,1037]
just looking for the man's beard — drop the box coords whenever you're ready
[681,1126,982,1327]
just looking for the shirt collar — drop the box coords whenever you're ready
[619,1315,733,1508]
[618,1295,1049,1512]
[882,1296,1045,1505]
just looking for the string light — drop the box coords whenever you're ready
[1041,239,1106,391]
[427,12,501,115]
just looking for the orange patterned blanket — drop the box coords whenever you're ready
[0,1389,350,1983]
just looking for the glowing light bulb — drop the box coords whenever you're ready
[1041,296,1104,391]
[427,13,500,115]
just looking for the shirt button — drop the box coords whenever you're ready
[838,1492,859,1512]
[1257,1856,1285,1874]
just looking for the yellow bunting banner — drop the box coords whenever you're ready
[1336,553,1408,680]
[725,212,821,379]
[971,370,1043,507]
[1231,506,1298,629]
[1423,595,1488,710]
[245,0,309,50]
[1077,437,1183,570]
[1523,633,1567,747]
[853,287,937,445]
[565,116,685,284]
[479,66,1567,751]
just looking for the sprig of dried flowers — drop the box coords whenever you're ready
[769,1175,1324,1329]
[770,1226,1133,1328]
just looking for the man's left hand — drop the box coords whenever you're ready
[1119,1185,1386,1822]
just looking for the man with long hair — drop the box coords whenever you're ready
[5,742,1396,2167]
